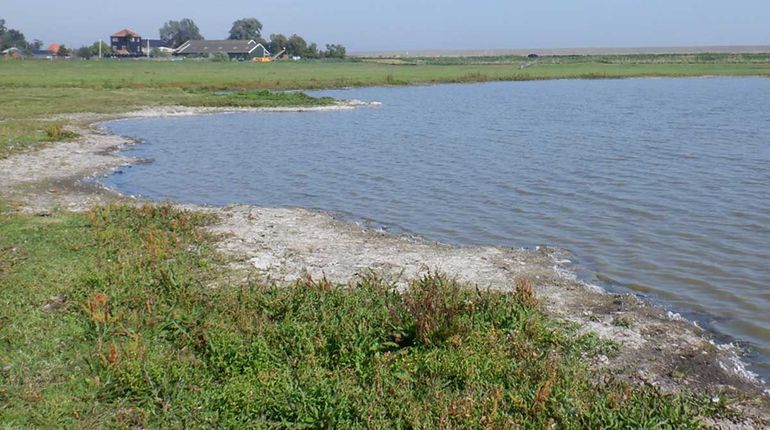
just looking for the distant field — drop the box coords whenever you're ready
[1,55,768,157]
[354,45,770,57]
[2,55,770,93]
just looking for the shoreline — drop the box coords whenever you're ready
[1,104,769,425]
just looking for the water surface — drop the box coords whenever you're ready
[104,78,770,378]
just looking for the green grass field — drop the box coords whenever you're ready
[3,55,770,90]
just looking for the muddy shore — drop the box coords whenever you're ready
[1,104,768,427]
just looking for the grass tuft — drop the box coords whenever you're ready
[44,123,79,141]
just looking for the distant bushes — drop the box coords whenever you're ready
[184,89,337,108]
[208,52,230,62]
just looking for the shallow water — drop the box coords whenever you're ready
[104,78,770,378]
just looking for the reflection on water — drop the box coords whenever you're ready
[105,78,770,378]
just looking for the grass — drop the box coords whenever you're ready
[2,55,768,91]
[0,203,724,428]
[413,53,770,66]
[0,119,80,159]
[182,89,337,108]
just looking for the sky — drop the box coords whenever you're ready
[2,0,769,52]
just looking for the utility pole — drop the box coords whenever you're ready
[98,40,102,59]
[147,39,150,58]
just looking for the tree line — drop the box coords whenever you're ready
[1,18,109,58]
[159,17,346,59]
[0,19,48,53]
[1,17,345,59]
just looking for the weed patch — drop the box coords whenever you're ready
[44,123,79,141]
[182,89,336,108]
[0,204,730,427]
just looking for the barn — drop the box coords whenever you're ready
[174,40,270,60]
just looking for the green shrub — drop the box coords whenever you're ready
[44,123,78,141]
[209,52,231,62]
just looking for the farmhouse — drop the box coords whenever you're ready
[30,44,63,59]
[31,49,53,59]
[47,43,62,55]
[175,39,270,60]
[111,29,143,56]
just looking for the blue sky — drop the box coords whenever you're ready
[3,0,768,51]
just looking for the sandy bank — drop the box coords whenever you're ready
[1,105,768,427]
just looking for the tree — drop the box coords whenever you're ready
[268,33,288,55]
[57,45,70,57]
[89,40,112,57]
[150,47,170,58]
[324,44,346,59]
[286,34,308,57]
[31,39,43,50]
[76,46,92,59]
[0,19,29,51]
[228,18,262,41]
[159,18,203,49]
[306,43,319,59]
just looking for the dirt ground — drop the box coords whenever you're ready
[2,106,768,427]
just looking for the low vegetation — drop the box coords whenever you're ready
[0,119,59,157]
[3,56,768,92]
[182,89,336,108]
[43,123,78,141]
[0,204,725,428]
[407,53,770,66]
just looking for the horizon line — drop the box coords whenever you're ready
[351,44,770,57]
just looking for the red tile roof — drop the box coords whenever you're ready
[47,43,61,54]
[111,28,141,38]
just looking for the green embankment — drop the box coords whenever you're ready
[0,204,724,428]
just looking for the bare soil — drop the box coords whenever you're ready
[2,105,768,428]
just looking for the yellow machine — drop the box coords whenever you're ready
[253,56,272,63]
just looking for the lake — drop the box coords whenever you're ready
[104,78,770,378]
